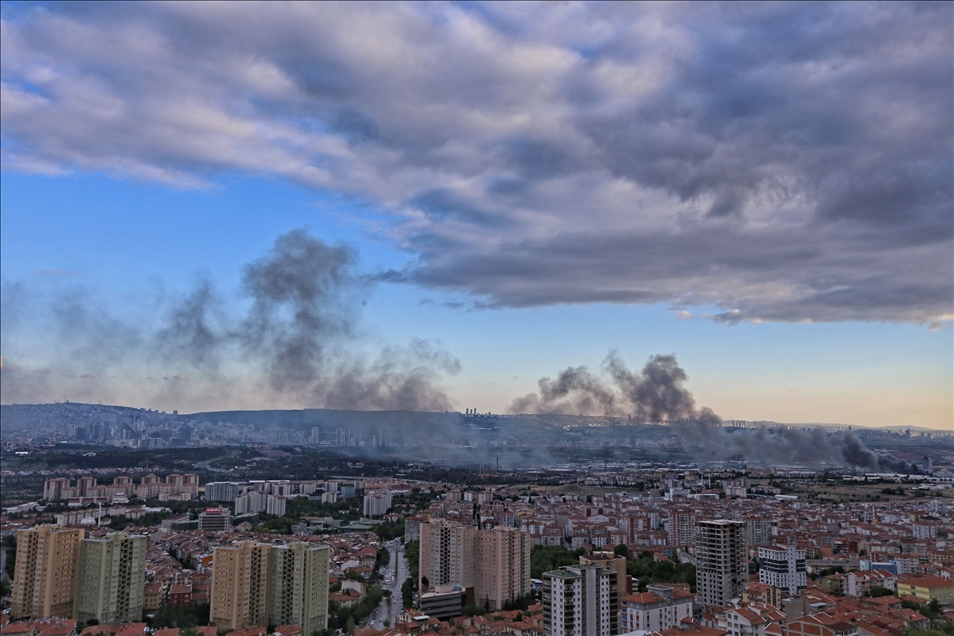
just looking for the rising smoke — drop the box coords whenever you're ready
[511,353,920,473]
[0,229,459,412]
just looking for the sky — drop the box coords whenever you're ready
[1,2,951,429]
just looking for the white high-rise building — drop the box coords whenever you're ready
[696,519,746,609]
[542,564,617,636]
[206,482,240,503]
[363,490,392,517]
[758,544,807,595]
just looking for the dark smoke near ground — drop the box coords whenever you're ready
[511,353,920,473]
[0,229,459,412]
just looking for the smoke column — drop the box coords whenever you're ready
[0,229,459,412]
[511,352,920,473]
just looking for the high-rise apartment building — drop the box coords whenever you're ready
[419,520,476,592]
[363,490,392,517]
[267,543,330,635]
[758,544,807,595]
[476,527,532,611]
[542,564,617,636]
[667,509,696,547]
[743,518,775,547]
[77,477,98,497]
[580,552,629,604]
[11,525,85,620]
[696,519,746,609]
[43,478,71,502]
[76,532,147,624]
[206,482,240,503]
[211,542,271,630]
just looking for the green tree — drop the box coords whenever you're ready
[613,544,630,559]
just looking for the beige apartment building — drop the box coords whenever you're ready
[476,527,532,611]
[212,541,330,633]
[211,542,271,630]
[11,525,85,620]
[419,520,476,592]
[268,543,330,635]
[76,532,147,624]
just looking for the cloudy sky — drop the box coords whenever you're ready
[1,2,951,428]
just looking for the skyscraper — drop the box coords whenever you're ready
[11,525,85,620]
[419,520,476,592]
[695,519,746,609]
[542,563,617,636]
[476,527,532,611]
[211,541,271,630]
[76,532,147,624]
[268,543,330,635]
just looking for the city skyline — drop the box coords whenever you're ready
[1,2,951,430]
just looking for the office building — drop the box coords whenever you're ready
[419,520,476,592]
[758,544,807,595]
[11,525,85,620]
[199,508,232,532]
[210,542,271,630]
[542,563,617,636]
[76,532,147,624]
[268,543,330,635]
[476,527,532,611]
[696,519,746,609]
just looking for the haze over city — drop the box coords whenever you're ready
[1,2,951,430]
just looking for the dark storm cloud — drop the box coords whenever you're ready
[0,231,459,411]
[1,2,951,323]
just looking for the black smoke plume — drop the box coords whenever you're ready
[511,353,920,473]
[0,229,459,412]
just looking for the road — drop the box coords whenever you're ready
[369,540,408,630]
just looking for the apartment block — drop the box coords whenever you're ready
[758,545,806,596]
[205,482,240,503]
[211,541,330,633]
[76,532,147,624]
[542,563,617,636]
[11,526,85,620]
[667,509,696,548]
[267,544,330,636]
[696,519,746,609]
[619,585,693,633]
[211,542,271,630]
[476,527,532,611]
[363,490,392,517]
[419,520,476,592]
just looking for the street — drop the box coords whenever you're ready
[368,540,408,630]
